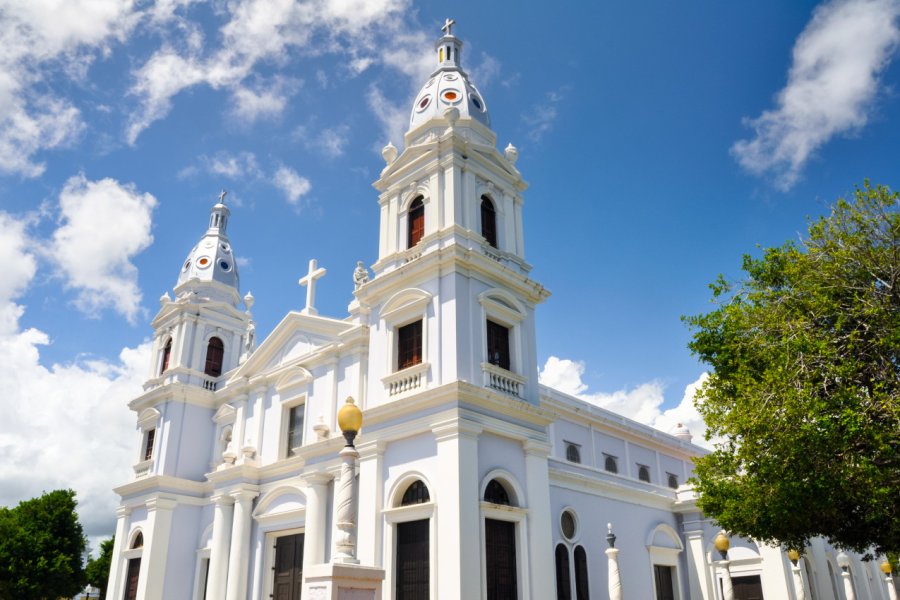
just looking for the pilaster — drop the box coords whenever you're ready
[682,518,713,600]
[356,440,386,566]
[107,505,132,600]
[207,493,235,600]
[225,488,258,600]
[522,439,554,599]
[302,471,334,569]
[137,496,178,600]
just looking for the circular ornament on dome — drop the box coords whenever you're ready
[220,243,231,253]
[197,256,212,269]
[443,73,458,81]
[182,260,191,271]
[219,260,231,271]
[204,240,214,248]
[416,94,432,112]
[441,89,462,104]
[471,95,484,111]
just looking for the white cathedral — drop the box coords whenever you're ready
[107,22,897,600]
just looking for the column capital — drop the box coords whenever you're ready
[116,505,133,518]
[211,493,236,506]
[229,489,259,504]
[302,471,334,487]
[432,419,483,442]
[522,438,551,457]
[357,439,386,460]
[145,496,178,512]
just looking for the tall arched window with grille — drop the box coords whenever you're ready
[555,544,571,600]
[160,338,172,374]
[396,480,431,599]
[481,195,497,248]
[204,337,225,377]
[407,197,425,248]
[484,479,517,600]
[574,546,590,600]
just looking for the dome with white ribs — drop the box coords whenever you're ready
[175,192,240,301]
[409,19,490,131]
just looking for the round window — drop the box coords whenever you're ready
[443,73,458,81]
[441,89,461,103]
[471,95,483,111]
[220,243,231,253]
[219,260,231,271]
[197,256,211,269]
[560,510,577,540]
[182,260,191,271]
[416,94,432,112]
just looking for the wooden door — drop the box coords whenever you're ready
[654,565,675,600]
[732,575,764,600]
[485,519,517,600]
[123,558,141,600]
[396,519,429,599]
[273,534,304,600]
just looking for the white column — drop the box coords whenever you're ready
[225,489,257,600]
[107,506,132,600]
[523,440,554,599]
[791,562,807,600]
[303,472,333,568]
[333,444,360,563]
[356,441,385,567]
[433,420,482,599]
[683,522,713,600]
[606,547,622,600]
[885,575,898,600]
[842,569,857,600]
[137,497,178,600]
[718,560,734,600]
[207,494,235,600]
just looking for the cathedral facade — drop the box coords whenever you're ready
[107,24,895,600]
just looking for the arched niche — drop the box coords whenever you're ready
[253,485,307,527]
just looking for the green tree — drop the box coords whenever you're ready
[86,536,114,600]
[0,489,88,599]
[684,181,899,556]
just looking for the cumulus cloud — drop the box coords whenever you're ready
[126,0,411,143]
[539,356,711,448]
[204,151,262,179]
[0,0,139,176]
[0,211,148,545]
[523,87,568,142]
[732,0,900,189]
[273,165,312,205]
[50,174,157,322]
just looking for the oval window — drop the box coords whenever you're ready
[561,510,577,540]
[416,94,432,112]
[219,260,231,271]
[441,89,461,103]
[182,260,191,271]
[197,256,211,269]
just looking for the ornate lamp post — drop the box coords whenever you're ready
[881,559,898,600]
[333,397,363,564]
[714,530,734,600]
[836,551,856,600]
[605,523,622,600]
[787,549,807,600]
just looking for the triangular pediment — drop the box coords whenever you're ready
[230,310,359,379]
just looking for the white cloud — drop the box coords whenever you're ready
[230,76,301,124]
[732,0,900,190]
[50,174,157,322]
[367,85,409,149]
[0,211,148,541]
[205,151,261,179]
[0,0,140,175]
[295,124,350,158]
[539,356,711,448]
[523,88,567,142]
[273,165,312,205]
[126,0,411,143]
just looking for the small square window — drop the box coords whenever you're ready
[667,473,679,489]
[397,320,423,370]
[603,454,618,474]
[286,404,304,457]
[565,442,581,464]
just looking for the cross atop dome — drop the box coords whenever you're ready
[434,18,463,70]
[218,189,227,203]
[441,18,456,37]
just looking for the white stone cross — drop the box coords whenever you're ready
[442,18,455,36]
[298,258,327,315]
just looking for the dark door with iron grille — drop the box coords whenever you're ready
[273,533,304,600]
[123,558,141,600]
[396,519,429,599]
[732,575,764,600]
[485,519,517,600]
[654,565,675,600]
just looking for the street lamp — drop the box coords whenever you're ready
[787,549,806,600]
[605,523,622,600]
[714,531,734,600]
[881,559,898,600]
[836,551,856,600]
[333,397,363,563]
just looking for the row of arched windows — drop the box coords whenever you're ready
[406,195,498,250]
[158,336,225,377]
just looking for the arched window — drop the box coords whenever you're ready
[638,464,651,483]
[124,531,143,600]
[565,443,581,464]
[484,479,511,505]
[604,455,618,473]
[401,480,430,506]
[204,337,224,377]
[667,473,679,489]
[481,195,497,248]
[160,338,172,374]
[555,544,571,600]
[407,197,425,248]
[131,531,144,549]
[574,546,589,600]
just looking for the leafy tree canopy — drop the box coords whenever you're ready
[0,489,87,599]
[86,536,114,600]
[685,181,899,556]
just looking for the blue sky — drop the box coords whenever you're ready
[1,0,899,546]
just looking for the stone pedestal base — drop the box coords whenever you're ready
[304,563,385,600]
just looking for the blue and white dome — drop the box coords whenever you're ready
[409,21,490,131]
[175,194,240,300]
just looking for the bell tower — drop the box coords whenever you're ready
[354,23,550,409]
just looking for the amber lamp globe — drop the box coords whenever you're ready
[881,560,893,575]
[787,549,801,565]
[714,531,730,560]
[338,397,363,434]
